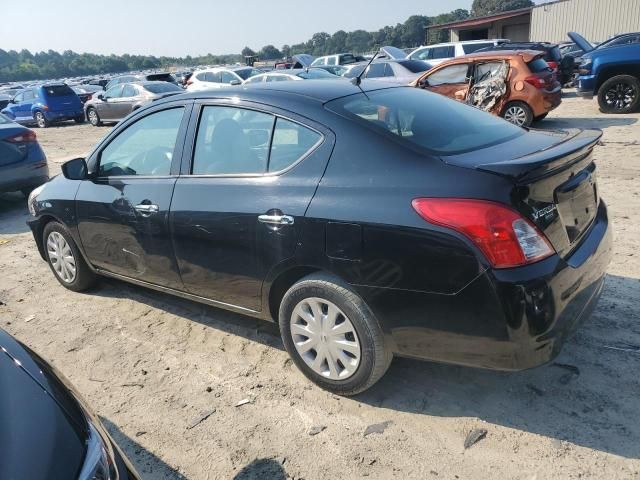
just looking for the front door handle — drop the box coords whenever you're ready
[134,203,159,216]
[258,214,294,226]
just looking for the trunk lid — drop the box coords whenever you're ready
[568,32,594,53]
[442,128,603,258]
[42,84,82,111]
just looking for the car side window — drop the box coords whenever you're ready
[268,118,321,173]
[192,106,274,175]
[415,48,432,60]
[220,71,237,84]
[122,85,137,97]
[244,76,263,84]
[206,72,221,83]
[105,85,124,99]
[426,64,469,86]
[366,63,387,78]
[432,46,454,59]
[327,57,337,66]
[98,107,184,177]
[13,92,24,103]
[196,72,207,81]
[23,90,35,101]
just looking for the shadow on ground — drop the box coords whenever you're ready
[0,192,30,235]
[542,116,638,131]
[233,458,287,480]
[93,272,640,461]
[101,417,186,479]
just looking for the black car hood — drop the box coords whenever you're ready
[0,328,87,479]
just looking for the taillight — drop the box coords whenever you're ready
[524,75,547,89]
[5,130,37,143]
[411,198,554,269]
[546,61,558,71]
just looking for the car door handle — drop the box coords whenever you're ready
[258,214,294,226]
[134,203,159,215]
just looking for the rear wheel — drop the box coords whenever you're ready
[279,273,392,396]
[34,111,49,128]
[502,101,534,127]
[598,75,640,114]
[43,221,97,292]
[87,107,102,126]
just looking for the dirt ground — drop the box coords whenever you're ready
[1,92,639,480]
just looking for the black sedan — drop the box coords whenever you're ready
[0,327,139,479]
[26,81,612,395]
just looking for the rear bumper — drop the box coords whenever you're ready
[358,201,612,370]
[532,87,562,116]
[44,110,83,121]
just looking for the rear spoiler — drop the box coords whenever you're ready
[477,128,602,182]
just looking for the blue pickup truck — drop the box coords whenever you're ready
[570,32,640,114]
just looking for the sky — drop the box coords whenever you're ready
[0,0,546,57]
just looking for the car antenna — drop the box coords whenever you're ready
[351,49,380,87]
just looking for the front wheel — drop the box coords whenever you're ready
[87,107,102,126]
[34,111,49,128]
[598,75,640,114]
[279,273,392,396]
[43,221,97,292]
[501,101,534,127]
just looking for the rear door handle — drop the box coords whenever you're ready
[134,203,159,215]
[258,214,294,226]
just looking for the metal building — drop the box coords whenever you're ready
[426,0,640,44]
[530,0,640,43]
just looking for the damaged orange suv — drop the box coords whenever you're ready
[411,50,562,127]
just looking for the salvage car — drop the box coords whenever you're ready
[0,113,48,196]
[84,81,183,126]
[0,327,140,480]
[27,81,611,395]
[186,67,262,91]
[412,50,562,126]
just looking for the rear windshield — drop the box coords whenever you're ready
[43,85,75,97]
[143,83,182,94]
[527,57,552,73]
[146,73,176,82]
[340,54,358,65]
[234,68,261,80]
[462,42,495,54]
[547,46,562,62]
[326,87,525,155]
[397,60,432,73]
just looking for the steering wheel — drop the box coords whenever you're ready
[129,146,173,175]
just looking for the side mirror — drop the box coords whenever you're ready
[61,157,88,180]
[230,79,241,86]
[97,93,105,101]
[418,78,430,88]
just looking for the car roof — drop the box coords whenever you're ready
[453,49,543,62]
[417,39,508,48]
[171,79,400,104]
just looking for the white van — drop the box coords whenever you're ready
[408,39,509,65]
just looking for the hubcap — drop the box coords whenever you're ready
[290,297,361,380]
[89,110,98,124]
[36,113,45,127]
[504,106,527,126]
[605,82,637,110]
[47,231,76,283]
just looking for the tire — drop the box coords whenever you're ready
[34,111,49,128]
[43,221,97,292]
[534,113,548,123]
[279,273,392,396]
[87,107,102,127]
[597,75,640,114]
[502,101,534,127]
[74,115,85,124]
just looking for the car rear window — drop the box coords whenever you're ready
[234,68,261,80]
[527,57,552,73]
[297,69,336,80]
[326,87,524,155]
[144,83,182,94]
[462,42,494,54]
[146,73,176,82]
[43,85,75,97]
[548,46,562,62]
[397,60,432,73]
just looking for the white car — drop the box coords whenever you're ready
[310,53,361,67]
[243,69,339,84]
[408,39,509,66]
[186,67,261,92]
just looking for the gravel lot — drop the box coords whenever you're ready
[1,92,639,480]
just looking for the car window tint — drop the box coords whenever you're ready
[192,106,274,175]
[327,88,524,155]
[98,108,183,177]
[413,48,432,60]
[220,71,237,84]
[426,64,469,85]
[196,72,207,81]
[244,76,263,84]
[13,92,23,102]
[105,85,124,99]
[527,58,552,73]
[366,63,387,78]
[462,42,494,54]
[327,57,337,65]
[122,85,137,97]
[23,90,35,101]
[431,46,453,59]
[269,118,321,172]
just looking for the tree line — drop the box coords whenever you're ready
[0,0,531,82]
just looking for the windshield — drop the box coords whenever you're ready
[297,69,336,79]
[143,83,182,94]
[462,42,495,54]
[234,68,261,80]
[326,87,525,155]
